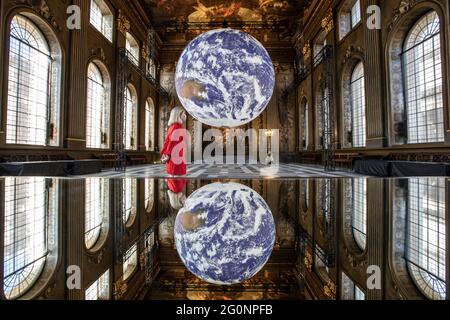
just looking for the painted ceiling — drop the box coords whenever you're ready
[140,0,305,24]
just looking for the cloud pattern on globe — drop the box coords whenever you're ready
[174,182,275,285]
[175,29,275,128]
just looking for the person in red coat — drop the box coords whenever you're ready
[161,106,188,176]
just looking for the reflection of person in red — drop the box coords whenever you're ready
[167,179,187,210]
[161,107,188,176]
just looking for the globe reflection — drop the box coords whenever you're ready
[174,182,275,285]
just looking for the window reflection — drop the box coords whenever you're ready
[3,178,58,299]
[407,178,446,300]
[85,178,109,250]
[85,269,110,300]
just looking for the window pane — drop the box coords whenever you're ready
[85,178,109,250]
[350,62,366,147]
[90,0,113,42]
[123,243,138,281]
[351,0,361,28]
[3,178,57,299]
[123,179,137,224]
[7,15,51,146]
[125,86,137,150]
[407,178,446,300]
[87,63,109,149]
[126,33,139,66]
[85,270,110,300]
[145,99,155,151]
[403,11,444,143]
[352,179,367,250]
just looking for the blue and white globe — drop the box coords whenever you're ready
[175,29,275,128]
[174,182,275,285]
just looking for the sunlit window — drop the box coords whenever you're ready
[300,180,309,212]
[86,62,110,149]
[352,179,367,251]
[350,62,366,147]
[351,0,361,28]
[85,270,110,300]
[317,86,331,149]
[89,0,113,42]
[85,178,109,250]
[123,179,137,225]
[123,243,138,281]
[407,178,446,300]
[313,31,327,66]
[6,15,60,146]
[3,178,58,299]
[301,100,309,150]
[145,179,155,212]
[403,11,444,144]
[339,0,361,39]
[147,59,156,79]
[124,85,137,150]
[126,33,139,66]
[145,99,155,151]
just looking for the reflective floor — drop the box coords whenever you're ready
[0,177,448,300]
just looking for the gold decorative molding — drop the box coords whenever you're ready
[114,279,128,299]
[323,280,336,299]
[321,9,334,34]
[302,43,312,60]
[117,10,130,36]
[141,45,150,62]
[13,0,60,31]
[139,252,146,270]
[304,252,313,271]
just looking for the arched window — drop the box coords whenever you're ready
[407,178,446,300]
[313,31,327,67]
[147,59,156,80]
[124,85,137,150]
[300,180,309,212]
[352,179,367,251]
[123,179,137,226]
[85,178,109,250]
[89,0,113,42]
[350,62,366,147]
[6,14,61,146]
[85,270,110,300]
[339,0,361,40]
[86,61,110,149]
[403,11,444,144]
[300,99,309,150]
[315,245,332,284]
[145,179,155,212]
[123,243,138,281]
[317,179,333,235]
[126,32,139,66]
[145,99,155,151]
[317,85,331,149]
[3,177,58,300]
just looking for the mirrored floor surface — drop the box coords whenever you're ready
[0,177,448,300]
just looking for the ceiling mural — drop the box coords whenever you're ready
[142,0,304,23]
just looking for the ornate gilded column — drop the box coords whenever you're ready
[66,0,90,149]
[362,0,386,148]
